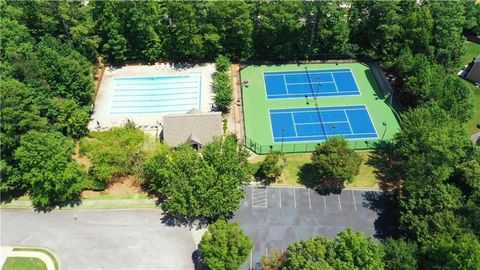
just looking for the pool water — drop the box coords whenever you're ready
[108,74,201,115]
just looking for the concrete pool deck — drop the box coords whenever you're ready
[89,63,215,137]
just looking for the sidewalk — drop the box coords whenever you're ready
[1,246,56,270]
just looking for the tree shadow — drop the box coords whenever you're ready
[362,190,401,239]
[362,141,404,239]
[297,163,343,195]
[0,189,26,204]
[160,213,212,230]
[192,249,207,270]
[34,195,83,213]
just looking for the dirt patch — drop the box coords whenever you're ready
[82,176,146,199]
[73,142,91,170]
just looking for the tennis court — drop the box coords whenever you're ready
[270,105,377,142]
[264,68,359,99]
[108,74,201,115]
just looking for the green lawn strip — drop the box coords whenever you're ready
[241,63,400,153]
[82,193,150,200]
[460,41,480,135]
[252,151,378,188]
[12,248,58,270]
[2,257,47,270]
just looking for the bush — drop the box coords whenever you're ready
[215,55,231,73]
[80,126,165,187]
[256,151,285,184]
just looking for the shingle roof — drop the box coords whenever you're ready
[475,55,480,63]
[163,110,222,147]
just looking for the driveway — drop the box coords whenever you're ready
[1,209,204,270]
[232,186,383,269]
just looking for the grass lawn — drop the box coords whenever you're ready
[252,151,378,188]
[13,248,59,270]
[2,257,47,270]
[461,40,480,135]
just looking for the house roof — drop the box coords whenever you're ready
[163,110,222,147]
[475,55,480,63]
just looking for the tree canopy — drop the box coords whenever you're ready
[199,220,253,270]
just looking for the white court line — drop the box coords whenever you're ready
[282,74,289,94]
[267,90,360,97]
[295,120,349,126]
[338,195,342,211]
[331,72,340,93]
[269,107,367,114]
[279,188,282,208]
[308,189,312,209]
[352,190,357,211]
[342,110,354,135]
[323,196,327,210]
[291,113,299,136]
[293,188,297,208]
[285,81,335,86]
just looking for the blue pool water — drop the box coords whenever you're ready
[108,74,201,115]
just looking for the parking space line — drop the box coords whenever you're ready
[265,248,268,257]
[293,188,297,208]
[338,195,342,211]
[323,196,327,210]
[308,189,312,209]
[351,190,357,211]
[279,188,282,208]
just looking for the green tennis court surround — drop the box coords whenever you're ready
[241,62,401,154]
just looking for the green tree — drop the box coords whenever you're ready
[429,1,466,69]
[14,131,85,210]
[47,98,90,139]
[144,137,248,220]
[463,0,480,35]
[399,183,463,243]
[256,151,285,184]
[199,220,253,270]
[310,137,362,189]
[423,233,480,270]
[394,106,470,185]
[327,229,385,270]
[93,1,127,62]
[212,67,233,112]
[282,236,332,270]
[311,1,350,55]
[382,238,418,270]
[0,79,47,161]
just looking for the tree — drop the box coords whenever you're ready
[14,131,85,210]
[261,249,284,270]
[394,106,471,185]
[212,63,233,112]
[144,137,249,221]
[281,229,384,269]
[463,0,480,35]
[0,79,47,161]
[199,220,253,270]
[327,229,385,270]
[311,1,350,55]
[382,238,418,270]
[429,1,466,69]
[423,233,480,270]
[282,236,332,270]
[256,151,285,184]
[399,183,463,243]
[46,98,90,139]
[310,137,362,189]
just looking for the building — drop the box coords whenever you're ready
[465,55,480,84]
[162,108,222,149]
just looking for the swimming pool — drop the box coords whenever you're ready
[108,74,201,115]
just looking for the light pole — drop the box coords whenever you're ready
[305,95,309,105]
[332,124,336,135]
[382,122,387,140]
[281,128,285,153]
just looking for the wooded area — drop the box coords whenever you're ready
[1,1,480,268]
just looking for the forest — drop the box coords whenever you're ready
[1,0,480,269]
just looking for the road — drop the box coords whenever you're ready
[1,209,204,270]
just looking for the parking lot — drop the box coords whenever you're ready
[232,186,380,269]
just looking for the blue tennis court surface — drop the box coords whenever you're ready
[264,69,359,99]
[269,105,377,142]
[108,74,201,115]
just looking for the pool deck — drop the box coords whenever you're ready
[89,63,215,137]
